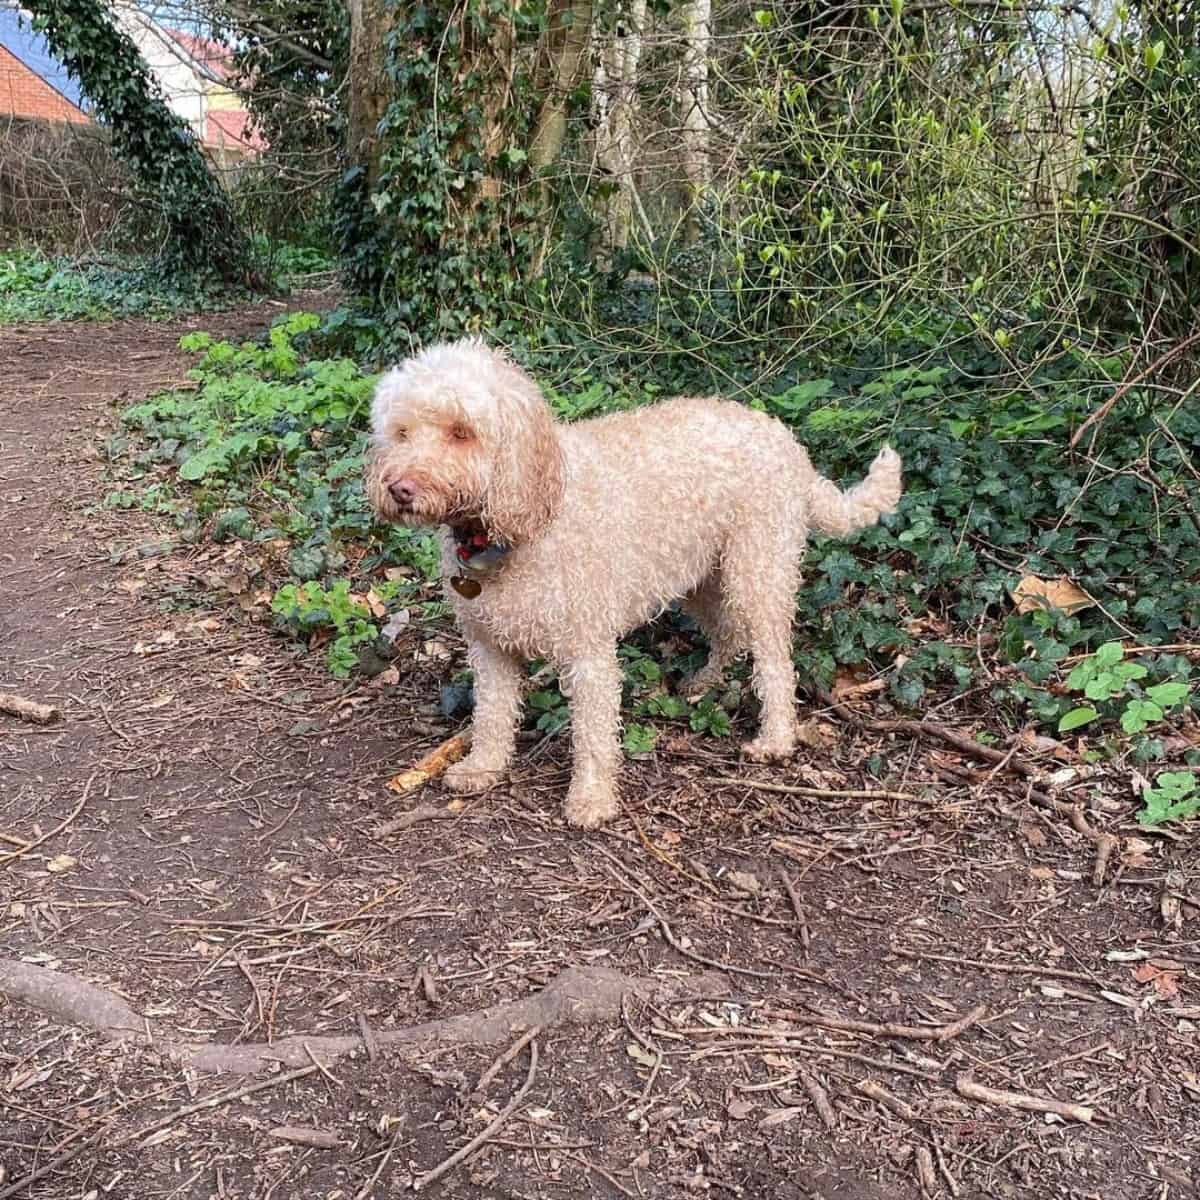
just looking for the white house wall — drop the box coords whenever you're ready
[110,2,206,138]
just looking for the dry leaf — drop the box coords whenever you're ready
[365,588,388,618]
[832,669,886,700]
[1121,837,1155,869]
[796,718,840,751]
[758,1107,804,1129]
[1011,575,1095,616]
[1133,962,1181,999]
[626,1043,658,1069]
[726,870,762,896]
[1019,821,1048,848]
[45,854,76,873]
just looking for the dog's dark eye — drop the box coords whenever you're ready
[450,424,473,442]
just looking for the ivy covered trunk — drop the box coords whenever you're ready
[346,0,394,193]
[24,0,252,283]
[340,0,542,334]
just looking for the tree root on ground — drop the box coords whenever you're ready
[0,959,710,1075]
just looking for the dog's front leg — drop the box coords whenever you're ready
[560,650,623,829]
[445,633,524,794]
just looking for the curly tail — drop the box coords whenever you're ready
[807,445,903,537]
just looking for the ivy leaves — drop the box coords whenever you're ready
[24,2,252,283]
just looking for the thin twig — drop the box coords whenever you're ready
[571,1154,638,1198]
[1070,328,1200,450]
[621,993,663,1113]
[594,847,779,980]
[354,1127,402,1200]
[473,1026,542,1096]
[0,775,94,868]
[356,1012,379,1063]
[893,947,1101,985]
[777,866,811,953]
[709,776,918,802]
[0,1130,104,1200]
[118,1066,319,1148]
[413,1039,539,1192]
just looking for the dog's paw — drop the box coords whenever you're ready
[563,782,620,830]
[742,735,795,764]
[444,759,505,794]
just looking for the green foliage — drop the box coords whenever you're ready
[529,688,569,734]
[120,310,438,602]
[1038,641,1192,738]
[0,249,238,323]
[272,580,377,677]
[622,723,660,755]
[23,2,252,282]
[1138,771,1200,826]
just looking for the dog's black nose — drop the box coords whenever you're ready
[389,478,419,506]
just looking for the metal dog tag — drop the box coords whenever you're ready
[450,575,482,599]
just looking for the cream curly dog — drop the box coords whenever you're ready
[366,340,902,829]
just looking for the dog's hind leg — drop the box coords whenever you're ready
[719,527,804,762]
[680,570,742,697]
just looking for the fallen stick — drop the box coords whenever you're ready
[269,1125,341,1149]
[955,1075,1095,1123]
[914,1145,938,1196]
[473,1025,542,1095]
[413,1038,539,1192]
[0,693,61,725]
[856,1079,917,1121]
[386,734,470,795]
[0,1131,105,1200]
[777,867,811,954]
[709,776,918,802]
[0,775,94,868]
[376,804,459,836]
[121,1065,320,1147]
[0,1070,319,1200]
[893,947,1101,985]
[763,1003,987,1043]
[798,1069,837,1130]
[354,1127,402,1200]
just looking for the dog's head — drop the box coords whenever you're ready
[365,339,565,546]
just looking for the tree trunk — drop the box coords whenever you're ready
[530,0,594,172]
[346,0,395,192]
[527,0,594,276]
[593,0,647,258]
[678,0,711,241]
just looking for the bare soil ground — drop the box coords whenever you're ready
[1,302,1199,1200]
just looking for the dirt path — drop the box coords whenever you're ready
[1,306,1198,1200]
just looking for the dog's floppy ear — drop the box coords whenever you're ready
[481,364,565,545]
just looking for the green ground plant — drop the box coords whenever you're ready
[0,246,329,325]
